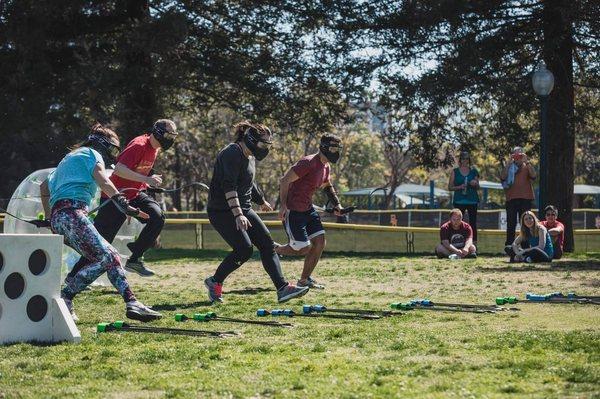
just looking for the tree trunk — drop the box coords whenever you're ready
[120,0,158,139]
[171,146,182,211]
[543,0,575,251]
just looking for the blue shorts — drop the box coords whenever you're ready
[283,207,325,250]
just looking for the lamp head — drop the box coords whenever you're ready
[532,61,554,96]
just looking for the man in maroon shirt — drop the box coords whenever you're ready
[540,205,564,259]
[69,119,178,278]
[276,134,344,288]
[435,209,477,259]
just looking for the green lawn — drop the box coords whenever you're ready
[1,250,599,399]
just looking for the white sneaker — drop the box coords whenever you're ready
[126,300,162,322]
[298,276,325,289]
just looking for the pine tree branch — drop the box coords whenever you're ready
[574,82,600,89]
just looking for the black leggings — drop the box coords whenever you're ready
[454,203,478,242]
[505,198,532,246]
[505,244,552,263]
[208,208,287,290]
[69,191,165,277]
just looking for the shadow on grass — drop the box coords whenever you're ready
[476,259,600,273]
[144,248,228,262]
[144,248,510,261]
[2,340,66,348]
[150,300,213,311]
[224,287,273,295]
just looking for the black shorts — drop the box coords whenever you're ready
[283,207,325,250]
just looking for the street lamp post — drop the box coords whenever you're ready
[532,61,554,216]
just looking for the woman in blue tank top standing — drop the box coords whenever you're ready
[448,151,480,243]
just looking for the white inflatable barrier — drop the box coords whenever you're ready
[4,168,143,286]
[0,234,80,344]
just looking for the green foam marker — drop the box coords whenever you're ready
[390,302,412,310]
[97,323,110,333]
[174,314,186,322]
[193,313,210,322]
[113,320,125,329]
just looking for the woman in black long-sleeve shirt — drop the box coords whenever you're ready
[204,121,309,303]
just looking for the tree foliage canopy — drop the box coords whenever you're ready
[0,0,346,202]
[1,1,598,249]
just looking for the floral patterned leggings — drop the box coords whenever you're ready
[51,200,136,303]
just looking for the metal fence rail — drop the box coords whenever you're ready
[2,211,599,253]
[159,209,600,229]
[160,219,600,254]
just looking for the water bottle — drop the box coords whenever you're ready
[449,254,459,260]
[463,176,469,195]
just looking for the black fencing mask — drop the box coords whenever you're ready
[243,127,272,161]
[88,134,121,166]
[319,136,342,164]
[152,120,178,150]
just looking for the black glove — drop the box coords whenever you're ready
[111,194,142,217]
[29,219,51,228]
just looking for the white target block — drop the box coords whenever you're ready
[0,234,80,345]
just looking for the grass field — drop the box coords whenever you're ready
[1,250,599,399]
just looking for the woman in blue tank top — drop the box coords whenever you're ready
[448,151,480,242]
[507,211,554,263]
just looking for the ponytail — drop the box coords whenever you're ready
[232,120,271,142]
[70,122,120,152]
[232,121,255,142]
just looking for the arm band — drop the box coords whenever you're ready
[323,185,341,207]
[225,194,239,201]
[235,213,243,219]
[229,205,241,210]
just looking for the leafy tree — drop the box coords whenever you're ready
[313,0,600,251]
[0,0,346,208]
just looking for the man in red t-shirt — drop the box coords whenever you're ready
[540,204,564,259]
[69,119,178,278]
[435,209,477,259]
[276,134,344,289]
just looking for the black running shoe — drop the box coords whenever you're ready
[125,259,155,277]
[277,284,309,303]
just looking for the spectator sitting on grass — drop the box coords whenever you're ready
[506,211,554,263]
[540,205,564,259]
[435,208,477,259]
